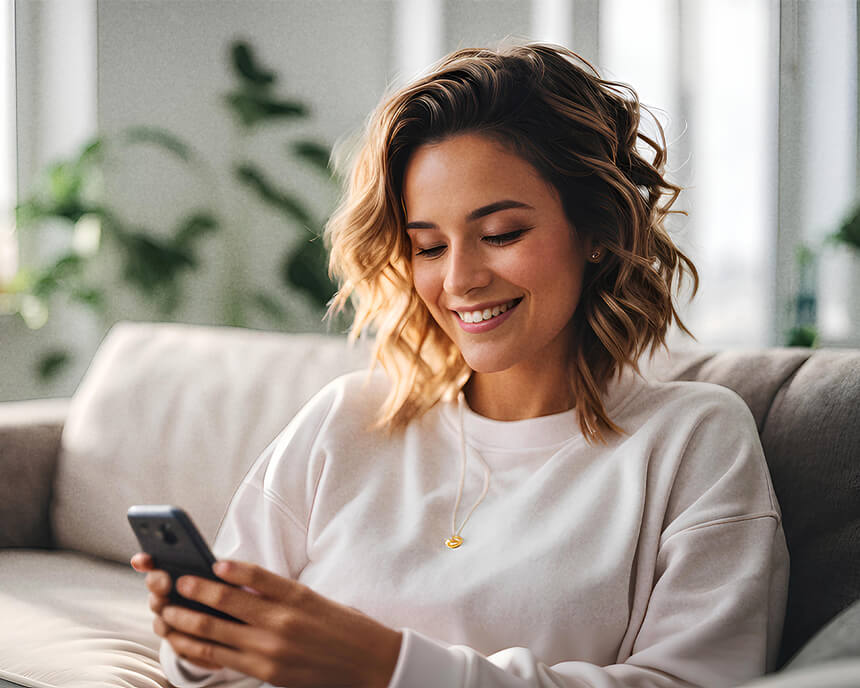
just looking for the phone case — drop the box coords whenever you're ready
[127,505,242,623]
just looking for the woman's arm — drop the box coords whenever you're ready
[158,559,403,687]
[157,511,787,688]
[157,459,308,687]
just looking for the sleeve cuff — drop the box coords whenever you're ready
[159,638,242,687]
[387,627,466,688]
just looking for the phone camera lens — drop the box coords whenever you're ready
[156,524,178,545]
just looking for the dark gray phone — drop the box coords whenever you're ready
[127,505,243,624]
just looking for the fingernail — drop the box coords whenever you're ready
[213,561,228,576]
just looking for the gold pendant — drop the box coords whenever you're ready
[445,535,463,549]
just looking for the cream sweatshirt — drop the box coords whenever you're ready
[161,365,789,688]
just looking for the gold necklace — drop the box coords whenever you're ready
[446,392,491,549]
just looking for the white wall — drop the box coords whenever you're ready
[94,0,393,331]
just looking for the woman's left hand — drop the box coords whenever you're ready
[156,559,402,688]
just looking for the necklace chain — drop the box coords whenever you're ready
[446,392,491,549]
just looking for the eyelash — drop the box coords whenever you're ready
[414,228,532,258]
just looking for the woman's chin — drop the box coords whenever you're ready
[460,352,520,375]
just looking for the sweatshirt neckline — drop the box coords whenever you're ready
[439,363,646,451]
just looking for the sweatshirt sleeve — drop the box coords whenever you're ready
[387,391,791,688]
[159,385,337,687]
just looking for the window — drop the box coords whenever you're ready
[601,0,776,348]
[0,0,16,284]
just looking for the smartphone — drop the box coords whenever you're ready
[127,505,243,624]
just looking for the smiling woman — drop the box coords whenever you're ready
[328,43,699,439]
[143,41,789,688]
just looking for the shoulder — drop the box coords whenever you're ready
[310,366,391,413]
[626,377,779,532]
[630,377,763,474]
[281,367,392,442]
[623,374,757,437]
[243,368,392,500]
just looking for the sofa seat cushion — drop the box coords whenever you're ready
[0,549,261,688]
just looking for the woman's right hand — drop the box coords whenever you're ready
[130,552,222,671]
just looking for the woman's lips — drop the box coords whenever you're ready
[453,298,522,333]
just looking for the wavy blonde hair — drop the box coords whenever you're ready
[325,41,699,444]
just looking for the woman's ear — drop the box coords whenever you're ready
[582,236,594,257]
[583,237,604,264]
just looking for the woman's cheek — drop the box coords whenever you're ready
[411,265,439,309]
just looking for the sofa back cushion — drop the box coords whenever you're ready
[53,321,370,564]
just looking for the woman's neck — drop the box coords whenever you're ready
[464,365,574,421]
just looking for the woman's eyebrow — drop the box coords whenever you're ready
[405,199,535,230]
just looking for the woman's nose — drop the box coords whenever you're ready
[443,244,492,296]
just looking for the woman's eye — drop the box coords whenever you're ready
[415,245,445,258]
[413,227,532,257]
[483,228,530,246]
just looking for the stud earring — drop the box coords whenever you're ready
[589,248,602,262]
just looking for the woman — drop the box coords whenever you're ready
[132,42,789,688]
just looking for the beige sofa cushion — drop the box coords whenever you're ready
[0,548,263,688]
[52,321,370,564]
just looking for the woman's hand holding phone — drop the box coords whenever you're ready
[131,554,402,688]
[128,506,401,686]
[130,552,222,672]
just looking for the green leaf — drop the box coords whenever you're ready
[78,138,105,166]
[235,163,315,228]
[224,92,307,128]
[56,201,92,224]
[230,41,277,86]
[786,325,818,347]
[48,162,83,206]
[37,350,70,381]
[70,286,106,310]
[250,291,288,322]
[15,199,45,227]
[175,212,219,248]
[51,254,85,279]
[121,126,194,162]
[290,140,333,176]
[30,273,58,299]
[832,204,860,251]
[115,230,196,295]
[794,243,815,267]
[31,254,85,299]
[283,238,336,309]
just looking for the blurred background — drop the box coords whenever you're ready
[1,0,858,402]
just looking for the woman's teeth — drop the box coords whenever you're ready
[457,299,518,323]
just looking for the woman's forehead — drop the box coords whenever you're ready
[401,135,552,218]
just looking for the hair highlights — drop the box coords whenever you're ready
[325,42,699,443]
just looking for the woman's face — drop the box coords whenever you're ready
[403,132,591,377]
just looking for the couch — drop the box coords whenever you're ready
[0,321,857,688]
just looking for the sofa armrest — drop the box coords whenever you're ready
[0,398,69,548]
